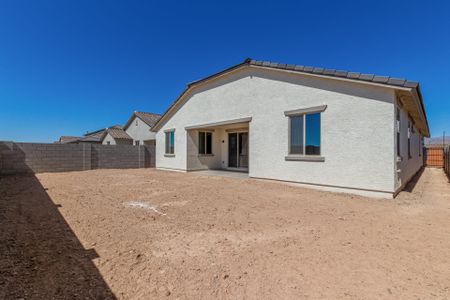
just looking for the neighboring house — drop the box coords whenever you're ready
[123,111,161,145]
[57,136,82,144]
[57,125,122,144]
[100,127,133,145]
[83,125,123,142]
[152,58,430,198]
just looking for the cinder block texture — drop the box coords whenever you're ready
[0,142,155,175]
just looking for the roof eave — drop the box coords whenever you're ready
[152,59,429,134]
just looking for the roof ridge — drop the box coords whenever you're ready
[248,59,419,87]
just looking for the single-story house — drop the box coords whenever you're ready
[123,111,161,145]
[152,58,429,198]
[57,125,123,144]
[100,127,133,145]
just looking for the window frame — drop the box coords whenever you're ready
[396,106,401,158]
[135,140,140,146]
[198,131,213,155]
[284,105,326,162]
[407,119,412,159]
[164,129,175,156]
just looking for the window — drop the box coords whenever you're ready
[135,140,140,146]
[198,132,212,155]
[396,107,401,157]
[289,112,321,156]
[165,131,175,155]
[106,141,110,145]
[408,120,412,159]
[135,119,138,126]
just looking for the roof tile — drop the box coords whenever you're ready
[335,70,348,77]
[387,78,406,86]
[373,76,389,83]
[359,74,375,81]
[347,72,361,79]
[312,67,324,74]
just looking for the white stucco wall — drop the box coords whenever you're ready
[125,116,156,145]
[156,67,397,194]
[395,103,424,191]
[102,133,116,145]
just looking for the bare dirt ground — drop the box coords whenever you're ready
[1,168,450,299]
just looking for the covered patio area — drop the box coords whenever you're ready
[185,117,251,172]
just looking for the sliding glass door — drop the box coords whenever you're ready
[228,132,248,169]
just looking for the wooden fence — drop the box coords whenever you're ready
[445,146,450,177]
[425,146,444,168]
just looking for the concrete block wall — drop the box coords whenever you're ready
[0,141,155,175]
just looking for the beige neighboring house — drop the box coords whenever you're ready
[122,111,161,145]
[100,127,133,145]
[152,58,430,198]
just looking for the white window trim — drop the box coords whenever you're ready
[407,119,412,159]
[284,105,326,162]
[396,106,402,160]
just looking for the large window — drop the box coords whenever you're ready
[165,130,175,155]
[289,112,321,156]
[198,132,212,155]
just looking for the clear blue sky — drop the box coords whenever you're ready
[0,0,449,142]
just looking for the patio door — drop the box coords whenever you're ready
[228,132,248,169]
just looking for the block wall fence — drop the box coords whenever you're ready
[0,141,155,175]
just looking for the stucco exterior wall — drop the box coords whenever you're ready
[102,133,117,145]
[101,133,133,145]
[156,67,397,193]
[395,103,424,191]
[125,116,156,145]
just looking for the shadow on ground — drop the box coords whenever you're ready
[402,167,425,193]
[0,173,116,299]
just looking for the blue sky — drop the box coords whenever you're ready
[0,0,449,142]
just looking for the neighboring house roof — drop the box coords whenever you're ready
[84,125,122,137]
[78,135,102,143]
[152,58,430,137]
[100,127,133,142]
[58,136,82,144]
[123,111,161,131]
[57,135,103,144]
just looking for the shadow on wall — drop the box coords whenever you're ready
[0,148,116,299]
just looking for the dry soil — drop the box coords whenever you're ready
[1,168,450,299]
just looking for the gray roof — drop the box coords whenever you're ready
[102,127,133,140]
[247,59,419,88]
[153,58,429,135]
[58,136,82,144]
[124,111,161,130]
[84,125,122,137]
[57,135,102,144]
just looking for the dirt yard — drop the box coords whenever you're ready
[1,168,450,299]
